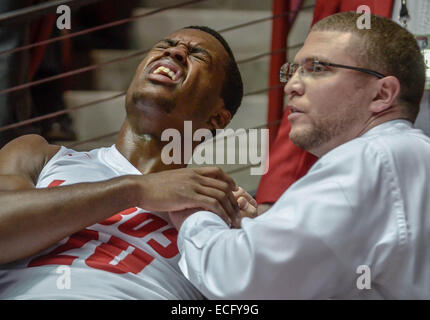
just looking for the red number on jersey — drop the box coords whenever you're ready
[85,235,154,274]
[147,227,179,258]
[118,212,168,238]
[28,229,98,267]
[29,179,99,267]
[29,179,177,274]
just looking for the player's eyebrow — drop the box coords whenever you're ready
[189,45,212,62]
[156,38,178,46]
[156,38,213,63]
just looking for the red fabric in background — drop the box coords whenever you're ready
[29,14,56,81]
[312,0,394,25]
[255,0,394,204]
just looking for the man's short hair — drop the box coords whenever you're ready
[312,12,426,122]
[184,25,243,118]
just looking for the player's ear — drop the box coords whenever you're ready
[208,108,231,130]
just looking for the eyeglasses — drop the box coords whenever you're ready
[280,59,386,84]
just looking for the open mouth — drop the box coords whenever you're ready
[152,66,177,80]
[147,59,184,83]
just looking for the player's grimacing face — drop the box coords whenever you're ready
[126,28,229,134]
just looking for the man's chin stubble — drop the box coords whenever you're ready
[290,129,320,151]
[290,114,358,154]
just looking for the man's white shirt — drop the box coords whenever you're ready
[178,120,430,299]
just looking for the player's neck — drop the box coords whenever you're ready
[116,121,186,174]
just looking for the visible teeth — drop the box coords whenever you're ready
[153,66,176,80]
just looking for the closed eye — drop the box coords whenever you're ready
[153,39,177,50]
[152,39,212,64]
[189,46,211,63]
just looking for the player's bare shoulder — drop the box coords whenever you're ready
[0,135,61,189]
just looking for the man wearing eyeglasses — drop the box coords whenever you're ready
[170,12,429,299]
[256,0,430,216]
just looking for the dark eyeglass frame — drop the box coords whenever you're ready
[280,60,386,83]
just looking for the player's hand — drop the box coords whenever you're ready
[133,167,240,225]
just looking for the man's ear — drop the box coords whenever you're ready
[369,76,401,113]
[208,108,232,130]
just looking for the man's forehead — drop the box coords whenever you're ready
[165,28,228,58]
[294,31,356,64]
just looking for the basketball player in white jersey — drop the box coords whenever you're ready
[0,26,256,299]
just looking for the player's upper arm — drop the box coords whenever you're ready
[0,135,61,191]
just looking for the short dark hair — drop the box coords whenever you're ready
[312,12,426,121]
[184,25,243,118]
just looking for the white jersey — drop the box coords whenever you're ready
[0,145,204,300]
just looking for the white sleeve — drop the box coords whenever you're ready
[177,142,401,299]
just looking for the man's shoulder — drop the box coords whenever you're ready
[314,121,430,181]
[360,121,430,158]
[332,121,429,157]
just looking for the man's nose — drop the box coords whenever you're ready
[163,45,188,63]
[284,72,304,97]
